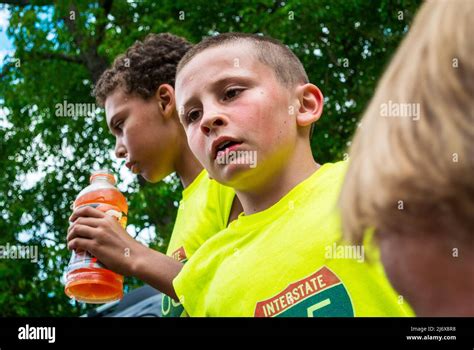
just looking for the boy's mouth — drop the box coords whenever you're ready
[212,137,243,159]
[126,161,140,174]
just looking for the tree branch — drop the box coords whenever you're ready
[94,0,113,46]
[32,51,84,64]
[1,52,83,80]
[0,0,53,6]
[61,3,109,82]
[3,1,112,82]
[0,61,15,79]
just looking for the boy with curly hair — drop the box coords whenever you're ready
[67,33,241,317]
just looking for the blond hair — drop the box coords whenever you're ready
[340,0,474,245]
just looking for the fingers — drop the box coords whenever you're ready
[69,205,106,222]
[67,223,99,245]
[69,217,101,230]
[68,237,95,253]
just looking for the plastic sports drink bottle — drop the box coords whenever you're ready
[64,170,128,304]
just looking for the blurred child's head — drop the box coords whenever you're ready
[175,33,323,190]
[339,0,474,315]
[94,33,192,182]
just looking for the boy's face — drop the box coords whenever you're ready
[105,88,181,183]
[175,43,299,190]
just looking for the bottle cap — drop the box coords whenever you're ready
[90,169,116,185]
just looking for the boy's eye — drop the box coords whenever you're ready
[223,88,243,101]
[114,121,124,131]
[187,109,202,123]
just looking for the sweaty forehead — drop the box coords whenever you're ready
[105,89,126,119]
[181,41,259,76]
[175,42,267,102]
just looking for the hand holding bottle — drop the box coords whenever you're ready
[67,205,145,277]
[65,170,129,304]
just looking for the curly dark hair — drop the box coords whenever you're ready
[94,33,193,106]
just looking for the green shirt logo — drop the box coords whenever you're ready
[254,266,354,317]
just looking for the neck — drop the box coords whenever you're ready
[174,132,203,189]
[236,143,319,215]
[410,258,474,316]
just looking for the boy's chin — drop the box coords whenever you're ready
[139,172,154,183]
[212,163,256,186]
[140,168,164,184]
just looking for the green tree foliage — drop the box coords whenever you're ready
[0,0,422,316]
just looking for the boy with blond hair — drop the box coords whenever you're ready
[339,0,474,316]
[172,33,413,316]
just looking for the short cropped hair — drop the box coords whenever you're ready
[177,32,309,88]
[339,0,474,245]
[94,33,192,106]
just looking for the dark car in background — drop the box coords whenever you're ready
[82,285,162,317]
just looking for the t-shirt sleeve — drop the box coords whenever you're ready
[172,256,201,316]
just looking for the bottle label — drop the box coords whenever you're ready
[67,250,105,271]
[67,203,127,272]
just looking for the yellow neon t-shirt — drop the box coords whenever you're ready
[161,170,235,317]
[173,162,414,317]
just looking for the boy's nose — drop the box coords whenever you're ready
[115,142,127,159]
[200,114,227,136]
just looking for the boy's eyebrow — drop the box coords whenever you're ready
[181,74,254,107]
[210,75,252,92]
[107,111,123,134]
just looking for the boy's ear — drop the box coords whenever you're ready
[295,84,324,126]
[155,84,176,119]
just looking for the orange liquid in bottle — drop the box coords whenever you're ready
[65,174,128,304]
